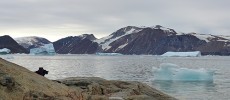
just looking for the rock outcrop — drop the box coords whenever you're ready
[0,58,176,100]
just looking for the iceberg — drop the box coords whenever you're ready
[95,52,123,56]
[161,51,201,57]
[153,63,214,81]
[30,43,55,55]
[0,48,11,54]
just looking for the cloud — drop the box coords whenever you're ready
[0,0,229,41]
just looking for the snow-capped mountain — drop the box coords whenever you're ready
[95,25,181,54]
[53,34,99,54]
[8,25,230,55]
[95,25,176,51]
[0,35,28,53]
[15,36,51,50]
[95,25,230,55]
[187,33,230,55]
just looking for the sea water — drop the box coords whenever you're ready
[153,63,214,81]
[2,54,230,100]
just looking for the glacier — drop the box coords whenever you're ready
[30,43,55,55]
[153,63,214,81]
[0,48,11,54]
[161,51,201,57]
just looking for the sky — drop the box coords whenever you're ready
[0,0,229,41]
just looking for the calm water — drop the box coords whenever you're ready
[2,54,230,100]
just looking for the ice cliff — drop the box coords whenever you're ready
[30,43,55,55]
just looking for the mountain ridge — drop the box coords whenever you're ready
[95,25,230,55]
[6,25,230,55]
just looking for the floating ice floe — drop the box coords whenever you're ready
[0,48,11,54]
[161,51,201,57]
[30,43,55,55]
[95,53,123,56]
[153,63,214,81]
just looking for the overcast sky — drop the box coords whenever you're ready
[0,0,229,41]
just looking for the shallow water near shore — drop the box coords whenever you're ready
[2,54,230,100]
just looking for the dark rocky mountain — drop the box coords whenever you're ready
[15,36,51,51]
[0,35,28,53]
[79,34,97,41]
[96,25,230,55]
[53,34,99,54]
[192,33,230,55]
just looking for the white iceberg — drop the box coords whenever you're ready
[161,51,201,57]
[30,43,55,55]
[153,63,214,81]
[95,52,123,56]
[0,48,11,54]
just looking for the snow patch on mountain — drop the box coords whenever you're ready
[78,34,97,41]
[15,36,41,46]
[151,25,176,33]
[186,33,230,42]
[15,36,51,49]
[188,33,212,42]
[219,35,230,40]
[95,27,142,50]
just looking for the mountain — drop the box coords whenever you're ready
[189,33,230,55]
[15,36,51,51]
[0,35,28,53]
[79,34,97,41]
[53,34,99,54]
[96,25,230,55]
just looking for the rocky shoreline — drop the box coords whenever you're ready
[0,58,177,100]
